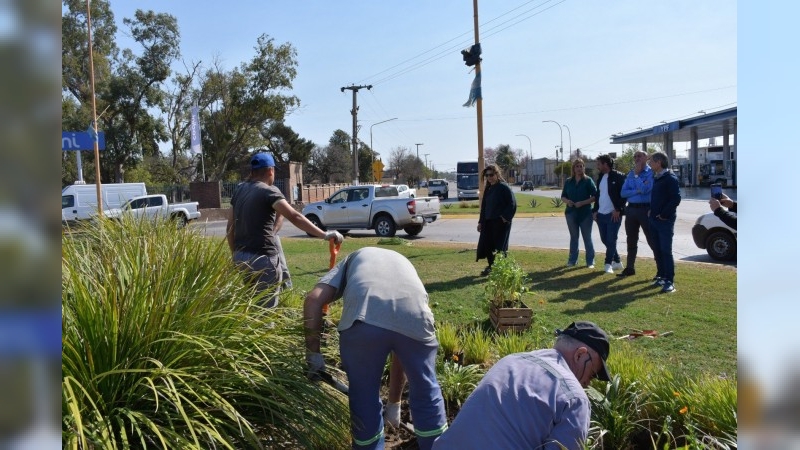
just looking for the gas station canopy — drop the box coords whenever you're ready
[610,107,736,145]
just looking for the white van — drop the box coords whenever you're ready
[62,183,147,223]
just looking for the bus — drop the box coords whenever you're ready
[456,161,480,200]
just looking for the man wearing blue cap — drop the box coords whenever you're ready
[433,321,611,450]
[227,152,343,307]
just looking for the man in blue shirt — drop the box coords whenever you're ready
[648,152,682,293]
[618,150,656,277]
[432,321,611,450]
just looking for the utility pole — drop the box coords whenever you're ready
[423,153,430,181]
[470,0,485,198]
[415,143,424,159]
[543,120,563,186]
[341,84,372,185]
[86,0,103,218]
[563,124,572,160]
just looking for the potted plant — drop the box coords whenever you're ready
[484,253,532,332]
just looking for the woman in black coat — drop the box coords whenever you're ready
[476,165,517,276]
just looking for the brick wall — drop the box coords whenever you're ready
[190,181,222,208]
[300,184,348,203]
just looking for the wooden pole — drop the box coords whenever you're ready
[86,0,103,217]
[471,0,485,199]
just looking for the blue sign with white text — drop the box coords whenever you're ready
[62,131,106,151]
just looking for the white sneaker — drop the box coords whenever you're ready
[587,264,595,269]
[604,264,614,273]
[612,262,624,271]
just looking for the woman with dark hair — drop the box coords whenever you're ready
[476,165,517,276]
[560,159,597,268]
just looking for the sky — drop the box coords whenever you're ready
[91,1,797,402]
[107,0,737,173]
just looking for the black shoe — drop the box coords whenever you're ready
[616,268,636,277]
[480,266,492,276]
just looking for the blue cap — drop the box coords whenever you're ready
[251,152,275,169]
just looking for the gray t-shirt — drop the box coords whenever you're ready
[433,349,590,450]
[318,247,436,342]
[230,181,285,256]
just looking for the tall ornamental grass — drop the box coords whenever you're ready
[62,218,350,449]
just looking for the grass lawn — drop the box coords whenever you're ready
[430,192,566,217]
[277,236,737,378]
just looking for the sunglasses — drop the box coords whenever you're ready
[484,172,496,177]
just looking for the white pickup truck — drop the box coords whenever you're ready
[103,194,201,227]
[302,185,441,237]
[391,184,416,198]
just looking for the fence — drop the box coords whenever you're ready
[149,180,346,209]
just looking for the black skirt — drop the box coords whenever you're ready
[476,219,511,261]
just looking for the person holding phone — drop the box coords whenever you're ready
[709,193,737,230]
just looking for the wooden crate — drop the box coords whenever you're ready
[489,303,532,333]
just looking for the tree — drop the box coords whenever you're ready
[554,161,571,182]
[389,146,416,183]
[199,35,300,180]
[262,122,314,165]
[305,130,351,183]
[99,10,180,182]
[62,0,118,184]
[483,147,497,166]
[493,144,517,176]
[162,61,203,183]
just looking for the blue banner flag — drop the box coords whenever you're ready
[463,72,482,107]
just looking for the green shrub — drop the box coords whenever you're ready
[62,218,350,449]
[586,375,650,449]
[484,253,530,308]
[437,362,483,416]
[436,321,460,361]
[551,197,564,207]
[460,327,492,366]
[494,331,533,357]
[528,198,539,208]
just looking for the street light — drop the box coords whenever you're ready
[515,134,532,181]
[369,117,398,182]
[423,153,430,181]
[562,124,572,159]
[543,120,564,185]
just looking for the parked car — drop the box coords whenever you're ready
[521,181,534,191]
[103,194,201,227]
[427,179,449,199]
[301,184,440,237]
[692,212,736,261]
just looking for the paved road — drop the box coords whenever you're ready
[194,185,736,267]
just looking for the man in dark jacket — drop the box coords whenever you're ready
[648,152,681,294]
[592,154,626,274]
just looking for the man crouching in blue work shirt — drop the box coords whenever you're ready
[433,321,611,450]
[304,247,448,450]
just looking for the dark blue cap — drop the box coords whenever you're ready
[557,321,611,381]
[251,152,275,169]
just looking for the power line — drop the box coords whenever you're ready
[359,0,564,87]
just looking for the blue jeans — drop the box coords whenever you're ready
[340,322,448,450]
[648,216,676,283]
[596,212,622,265]
[565,213,595,266]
